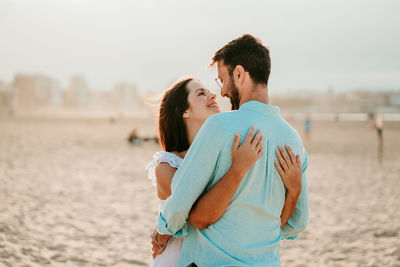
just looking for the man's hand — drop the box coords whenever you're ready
[151,228,171,259]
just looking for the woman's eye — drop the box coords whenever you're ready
[198,92,205,96]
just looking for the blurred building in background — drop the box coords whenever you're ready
[272,89,400,114]
[63,75,90,108]
[11,74,62,110]
[0,73,399,118]
[0,73,146,116]
[114,82,139,110]
[0,80,13,114]
[89,90,116,110]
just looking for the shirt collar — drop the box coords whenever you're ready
[239,101,280,115]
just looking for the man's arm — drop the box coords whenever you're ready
[157,115,224,237]
[188,128,263,229]
[281,148,309,240]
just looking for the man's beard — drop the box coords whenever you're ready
[229,79,241,110]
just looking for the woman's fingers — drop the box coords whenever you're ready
[232,133,240,152]
[274,160,285,178]
[278,146,292,167]
[255,136,264,149]
[296,155,301,171]
[285,145,296,166]
[257,137,264,156]
[244,126,256,145]
[276,149,288,172]
[251,129,262,146]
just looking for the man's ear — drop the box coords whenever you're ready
[234,65,246,85]
[183,110,191,119]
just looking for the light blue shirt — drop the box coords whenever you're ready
[157,101,309,267]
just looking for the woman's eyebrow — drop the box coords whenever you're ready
[195,88,207,93]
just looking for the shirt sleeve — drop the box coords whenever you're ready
[281,148,309,240]
[157,115,224,237]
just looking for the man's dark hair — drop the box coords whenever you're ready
[211,34,271,85]
[158,77,193,152]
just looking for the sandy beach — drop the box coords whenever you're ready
[1,116,399,266]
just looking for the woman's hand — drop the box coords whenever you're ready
[150,228,171,259]
[274,145,302,197]
[231,126,264,177]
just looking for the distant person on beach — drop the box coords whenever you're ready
[127,128,142,145]
[304,114,312,141]
[374,112,384,164]
[150,34,309,266]
[127,128,158,145]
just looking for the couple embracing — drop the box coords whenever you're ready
[146,34,309,267]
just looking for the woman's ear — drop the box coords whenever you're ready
[183,110,191,119]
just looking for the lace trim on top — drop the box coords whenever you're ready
[145,151,183,185]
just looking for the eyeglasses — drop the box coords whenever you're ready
[215,66,248,89]
[214,77,223,89]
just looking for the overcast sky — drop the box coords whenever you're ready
[0,0,399,94]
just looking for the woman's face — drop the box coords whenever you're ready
[184,80,220,124]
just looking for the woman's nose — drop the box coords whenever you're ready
[209,92,216,99]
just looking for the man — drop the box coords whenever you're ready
[157,34,309,266]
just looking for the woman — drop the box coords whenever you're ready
[146,77,302,266]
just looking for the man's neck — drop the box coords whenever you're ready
[239,84,269,106]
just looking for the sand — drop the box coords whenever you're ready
[0,116,399,266]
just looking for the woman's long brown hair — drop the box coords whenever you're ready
[158,77,193,152]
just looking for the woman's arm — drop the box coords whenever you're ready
[188,126,263,229]
[150,161,178,258]
[154,162,177,200]
[274,145,302,229]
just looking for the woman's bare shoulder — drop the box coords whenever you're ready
[154,150,182,184]
[154,161,177,200]
[155,161,177,179]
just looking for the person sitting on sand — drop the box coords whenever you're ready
[127,128,141,145]
[128,129,158,145]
